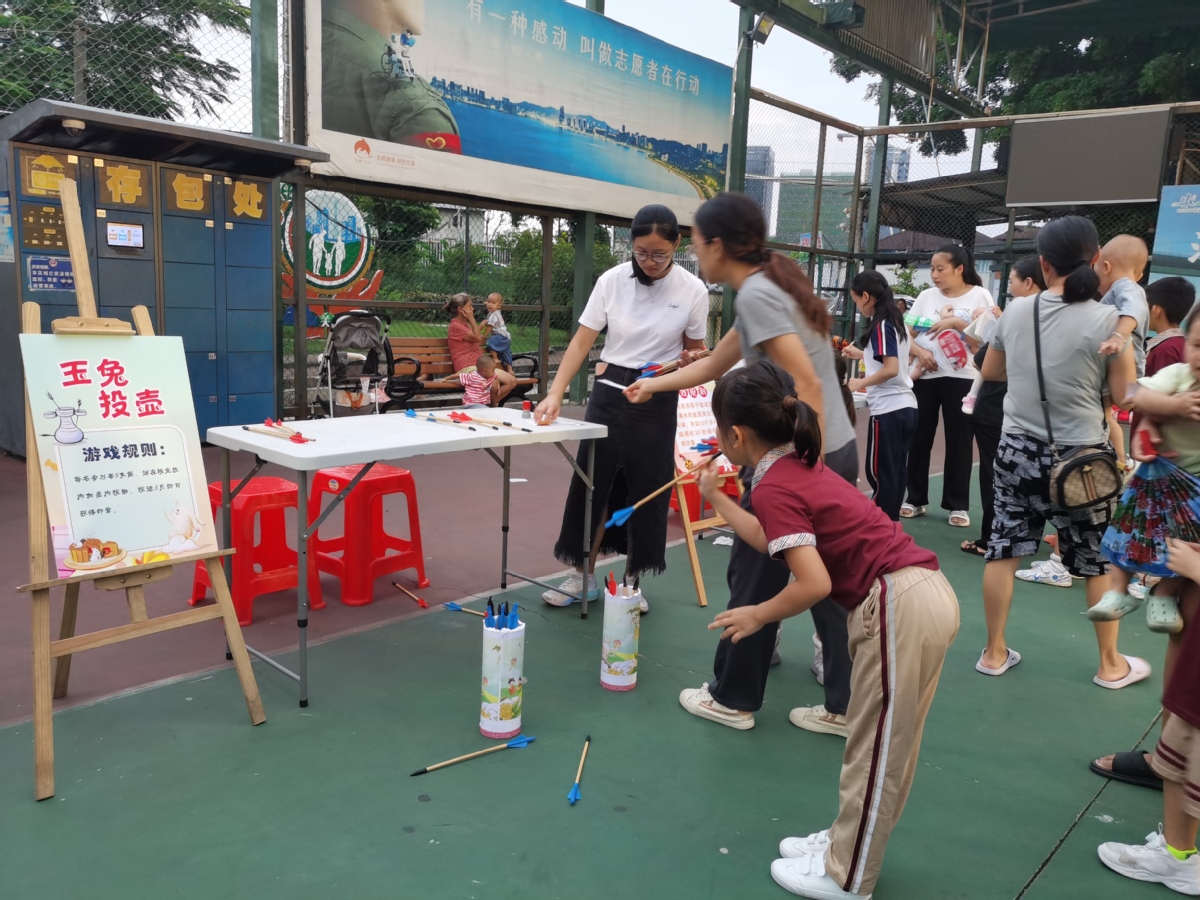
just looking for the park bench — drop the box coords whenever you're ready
[387,336,540,409]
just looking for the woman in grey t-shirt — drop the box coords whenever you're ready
[978,215,1145,689]
[628,192,857,735]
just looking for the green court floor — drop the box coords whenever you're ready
[0,480,1172,899]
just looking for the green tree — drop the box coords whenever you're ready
[0,0,249,118]
[353,195,442,286]
[892,266,930,298]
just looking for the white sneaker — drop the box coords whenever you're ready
[678,683,755,730]
[1031,554,1082,579]
[811,632,824,685]
[771,851,871,899]
[1129,581,1149,601]
[779,830,831,860]
[1016,560,1072,588]
[1098,828,1200,895]
[637,593,649,614]
[541,573,599,607]
[789,705,848,737]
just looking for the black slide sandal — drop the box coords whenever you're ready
[960,540,987,557]
[1089,751,1163,791]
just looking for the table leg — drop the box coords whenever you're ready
[221,449,233,661]
[581,438,594,620]
[297,469,309,708]
[500,446,511,589]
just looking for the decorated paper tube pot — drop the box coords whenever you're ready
[480,620,525,739]
[600,587,640,691]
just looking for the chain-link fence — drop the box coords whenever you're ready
[0,0,264,133]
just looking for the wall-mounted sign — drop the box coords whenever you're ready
[306,0,733,220]
[26,255,75,292]
[18,334,214,576]
[280,188,374,295]
[96,161,151,209]
[1153,185,1200,273]
[20,204,66,252]
[19,150,77,199]
[0,193,13,264]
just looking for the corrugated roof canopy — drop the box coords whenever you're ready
[951,1,1200,52]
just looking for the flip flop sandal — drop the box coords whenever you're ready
[1088,751,1163,791]
[1093,654,1152,690]
[1146,594,1184,634]
[949,510,971,527]
[900,504,926,518]
[976,647,1021,676]
[960,540,987,557]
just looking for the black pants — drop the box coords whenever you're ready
[865,407,917,521]
[553,372,678,577]
[973,418,1002,548]
[709,440,858,715]
[906,377,974,512]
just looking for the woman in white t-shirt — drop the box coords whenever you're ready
[902,245,994,527]
[842,270,917,521]
[534,205,709,611]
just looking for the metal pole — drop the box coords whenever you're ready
[585,0,605,11]
[845,133,865,341]
[289,0,306,144]
[954,0,966,89]
[463,208,471,293]
[977,21,991,99]
[296,470,309,707]
[863,77,893,270]
[500,446,511,588]
[72,19,87,106]
[809,124,827,279]
[580,439,595,620]
[292,180,309,418]
[723,6,756,336]
[571,211,595,405]
[539,216,553,396]
[251,0,280,139]
[971,128,984,172]
[1001,207,1017,308]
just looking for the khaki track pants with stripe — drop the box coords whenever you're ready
[824,566,960,896]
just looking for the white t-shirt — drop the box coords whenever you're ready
[578,262,709,369]
[863,318,917,415]
[485,309,509,339]
[908,285,994,380]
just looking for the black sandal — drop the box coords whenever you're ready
[1088,751,1163,791]
[960,540,987,557]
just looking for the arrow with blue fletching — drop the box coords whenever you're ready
[411,734,536,776]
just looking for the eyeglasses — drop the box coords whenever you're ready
[633,250,673,265]
[686,239,712,261]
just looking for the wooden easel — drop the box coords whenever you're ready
[17,178,264,800]
[674,470,744,607]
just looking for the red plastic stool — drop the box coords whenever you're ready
[670,476,742,523]
[308,464,429,606]
[190,477,323,626]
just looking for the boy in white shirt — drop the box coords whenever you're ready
[482,292,513,370]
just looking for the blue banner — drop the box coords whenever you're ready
[1153,186,1200,273]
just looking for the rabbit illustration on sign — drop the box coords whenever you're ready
[160,502,204,554]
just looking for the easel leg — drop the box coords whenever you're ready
[676,482,709,608]
[296,470,310,708]
[125,584,149,623]
[52,581,81,700]
[205,558,266,725]
[32,588,55,800]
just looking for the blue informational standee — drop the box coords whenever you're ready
[1153,186,1200,272]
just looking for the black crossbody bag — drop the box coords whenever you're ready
[1032,295,1122,512]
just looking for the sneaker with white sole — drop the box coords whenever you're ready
[1129,581,1148,601]
[1016,560,1072,588]
[789,704,848,737]
[1097,828,1200,895]
[779,830,831,860]
[771,851,870,899]
[1031,554,1081,579]
[637,594,649,615]
[541,572,599,607]
[811,631,824,685]
[678,683,754,730]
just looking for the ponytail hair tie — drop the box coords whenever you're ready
[782,395,797,410]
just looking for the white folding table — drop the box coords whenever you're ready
[206,409,607,707]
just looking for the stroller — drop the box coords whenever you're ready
[312,310,396,418]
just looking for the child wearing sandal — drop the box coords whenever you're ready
[1089,307,1200,634]
[696,361,959,900]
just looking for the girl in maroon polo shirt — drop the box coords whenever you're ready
[696,361,960,900]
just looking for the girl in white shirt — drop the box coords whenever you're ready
[534,205,709,611]
[902,245,994,528]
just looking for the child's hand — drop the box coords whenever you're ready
[696,458,720,499]
[1173,391,1200,422]
[708,605,765,643]
[1099,336,1123,356]
[841,345,863,360]
[1166,537,1200,582]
